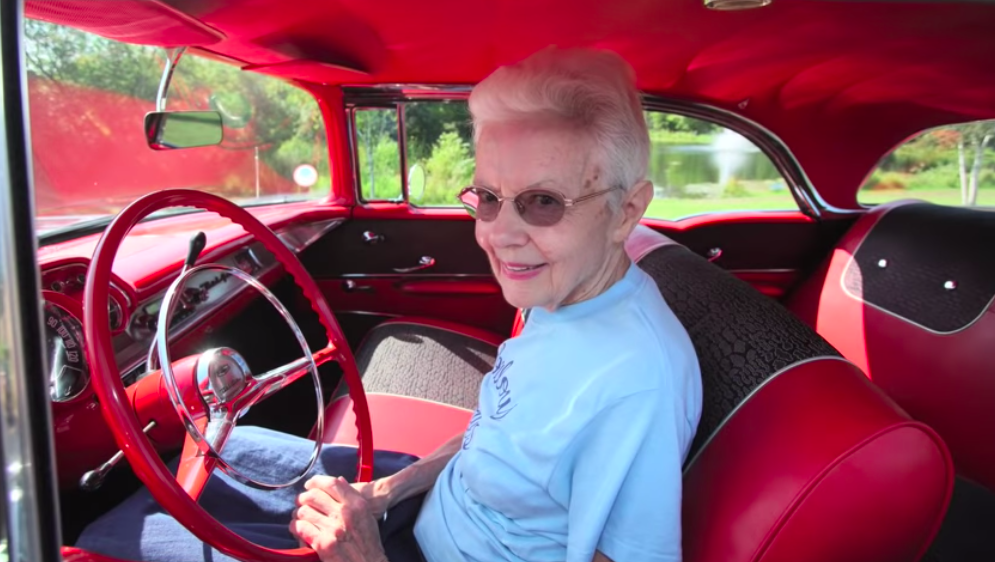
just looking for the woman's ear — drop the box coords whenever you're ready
[612,180,653,243]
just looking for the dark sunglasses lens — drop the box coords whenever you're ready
[457,188,479,218]
[466,188,501,221]
[519,191,566,226]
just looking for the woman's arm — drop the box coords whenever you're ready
[361,432,464,516]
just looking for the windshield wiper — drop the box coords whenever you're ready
[38,207,205,247]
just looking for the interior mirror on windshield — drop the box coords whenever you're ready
[144,111,224,150]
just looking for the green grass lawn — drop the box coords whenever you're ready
[645,189,995,221]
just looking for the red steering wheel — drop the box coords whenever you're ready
[84,189,374,562]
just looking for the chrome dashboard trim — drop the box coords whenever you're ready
[116,219,344,380]
[335,273,495,279]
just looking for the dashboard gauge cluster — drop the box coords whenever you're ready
[128,246,271,338]
[40,220,339,407]
[42,263,130,333]
[41,293,90,403]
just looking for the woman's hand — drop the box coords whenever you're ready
[349,479,389,520]
[290,475,389,562]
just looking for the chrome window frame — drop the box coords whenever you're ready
[347,103,408,204]
[0,1,65,560]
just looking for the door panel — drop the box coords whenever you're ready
[299,217,515,336]
[646,212,856,299]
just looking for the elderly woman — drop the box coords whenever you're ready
[78,47,701,562]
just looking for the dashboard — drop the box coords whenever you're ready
[38,213,343,488]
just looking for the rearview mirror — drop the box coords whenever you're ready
[144,111,224,150]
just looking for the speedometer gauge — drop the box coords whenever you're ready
[43,301,89,402]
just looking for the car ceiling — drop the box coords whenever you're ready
[24,0,995,209]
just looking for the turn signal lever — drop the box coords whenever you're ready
[79,420,157,491]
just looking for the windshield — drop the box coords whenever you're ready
[25,20,330,237]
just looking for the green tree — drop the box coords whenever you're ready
[355,108,401,200]
[422,131,475,205]
[24,19,329,193]
[404,102,473,162]
[954,121,995,206]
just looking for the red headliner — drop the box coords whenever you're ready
[26,0,995,208]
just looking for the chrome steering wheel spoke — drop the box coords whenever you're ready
[155,263,325,489]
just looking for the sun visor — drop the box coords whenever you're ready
[25,0,223,47]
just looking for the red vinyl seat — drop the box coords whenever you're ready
[325,225,954,562]
[788,200,995,492]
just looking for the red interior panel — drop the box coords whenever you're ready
[683,358,952,562]
[730,270,802,299]
[788,201,995,491]
[319,278,515,335]
[62,547,133,562]
[322,393,471,458]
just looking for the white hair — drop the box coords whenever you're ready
[468,47,650,205]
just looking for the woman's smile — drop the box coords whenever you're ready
[499,261,548,280]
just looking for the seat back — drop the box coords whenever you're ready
[788,201,995,491]
[632,229,952,562]
[638,243,839,460]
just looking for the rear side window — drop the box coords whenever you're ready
[859,120,995,208]
[642,111,792,219]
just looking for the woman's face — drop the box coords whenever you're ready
[473,118,648,311]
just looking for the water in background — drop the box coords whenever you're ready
[648,130,782,198]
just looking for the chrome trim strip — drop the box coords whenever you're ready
[397,104,409,202]
[334,273,495,279]
[839,203,994,336]
[334,310,399,318]
[0,1,63,558]
[682,356,853,475]
[116,250,283,377]
[276,218,344,253]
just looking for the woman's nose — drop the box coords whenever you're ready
[485,200,529,248]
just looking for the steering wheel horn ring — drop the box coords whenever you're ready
[156,261,326,490]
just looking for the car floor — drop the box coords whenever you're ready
[924,478,995,562]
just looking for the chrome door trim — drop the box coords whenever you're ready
[0,1,64,560]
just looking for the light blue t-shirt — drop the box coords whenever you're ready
[414,262,702,562]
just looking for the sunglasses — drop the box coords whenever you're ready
[457,185,619,227]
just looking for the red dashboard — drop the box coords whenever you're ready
[39,202,349,488]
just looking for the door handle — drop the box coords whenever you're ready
[393,256,436,273]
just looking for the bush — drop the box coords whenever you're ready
[906,163,960,191]
[722,178,749,198]
[418,131,474,205]
[862,170,908,191]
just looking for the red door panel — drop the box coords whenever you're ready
[299,216,515,335]
[644,212,856,299]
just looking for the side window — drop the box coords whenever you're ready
[354,107,402,201]
[404,101,474,207]
[642,111,793,220]
[860,120,995,208]
[351,102,796,218]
